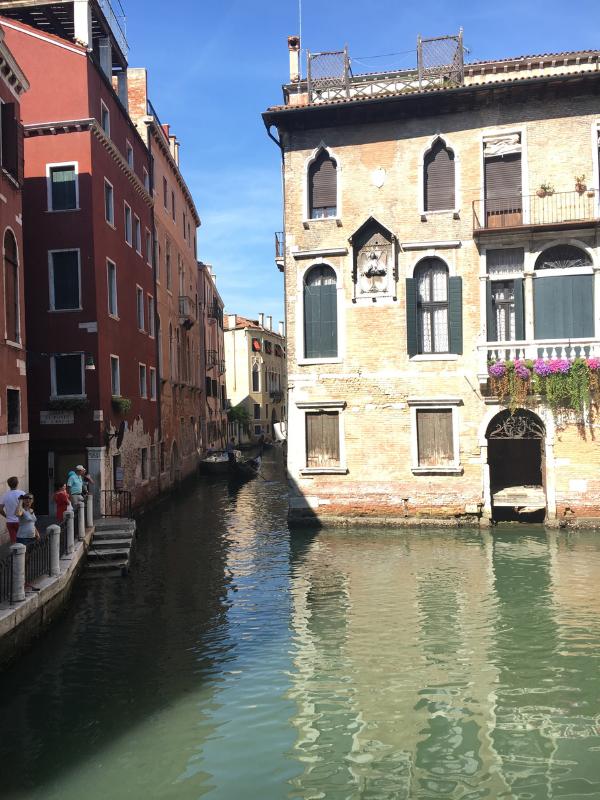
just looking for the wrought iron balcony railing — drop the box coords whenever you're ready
[473,190,599,232]
[206,349,218,368]
[207,302,223,325]
[270,389,284,402]
[179,296,195,327]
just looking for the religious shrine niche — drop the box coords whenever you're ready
[351,218,397,302]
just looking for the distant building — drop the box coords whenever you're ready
[0,26,28,541]
[198,263,227,449]
[128,68,202,486]
[224,314,286,443]
[1,2,159,514]
[264,33,600,525]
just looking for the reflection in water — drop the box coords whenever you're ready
[0,460,600,799]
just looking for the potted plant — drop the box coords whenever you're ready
[111,396,132,414]
[587,188,596,198]
[536,182,555,198]
[575,174,587,194]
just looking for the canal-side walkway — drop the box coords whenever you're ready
[0,499,95,666]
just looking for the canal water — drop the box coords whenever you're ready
[2,452,600,799]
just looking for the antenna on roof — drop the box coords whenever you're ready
[298,0,303,81]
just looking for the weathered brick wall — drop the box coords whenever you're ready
[281,93,600,523]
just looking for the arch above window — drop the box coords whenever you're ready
[308,150,337,219]
[423,138,455,212]
[303,264,338,359]
[534,244,592,271]
[406,257,462,357]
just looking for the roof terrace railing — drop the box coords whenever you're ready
[98,0,128,58]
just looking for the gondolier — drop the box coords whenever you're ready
[225,437,236,466]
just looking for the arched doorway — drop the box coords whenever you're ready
[486,409,546,522]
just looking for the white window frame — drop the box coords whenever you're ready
[104,178,114,226]
[107,258,118,318]
[100,100,110,136]
[149,367,157,401]
[139,362,147,398]
[136,285,145,331]
[134,214,142,255]
[302,143,342,225]
[48,248,81,311]
[296,400,347,475]
[147,294,155,338]
[124,202,132,246]
[296,260,344,366]
[479,126,528,224]
[50,352,85,399]
[408,397,462,475]
[418,135,461,218]
[125,139,134,169]
[46,161,79,212]
[110,354,120,396]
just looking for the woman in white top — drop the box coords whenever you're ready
[16,494,41,593]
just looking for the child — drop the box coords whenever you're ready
[54,482,70,523]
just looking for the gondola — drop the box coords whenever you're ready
[230,455,261,481]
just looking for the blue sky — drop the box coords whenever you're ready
[124,0,600,324]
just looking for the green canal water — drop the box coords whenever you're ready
[2,454,600,799]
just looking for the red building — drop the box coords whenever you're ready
[0,26,28,541]
[0,2,159,514]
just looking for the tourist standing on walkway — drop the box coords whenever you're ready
[0,477,25,544]
[16,494,40,593]
[53,482,71,523]
[67,465,86,508]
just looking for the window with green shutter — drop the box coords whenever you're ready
[406,265,462,356]
[533,245,594,340]
[304,265,338,359]
[50,165,77,211]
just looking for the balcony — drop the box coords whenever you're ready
[275,232,285,272]
[478,338,600,385]
[207,302,223,325]
[473,190,599,234]
[178,296,195,328]
[270,390,284,403]
[206,349,218,368]
[219,359,226,375]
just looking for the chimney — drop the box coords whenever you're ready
[127,68,148,121]
[266,315,272,331]
[169,135,179,166]
[259,313,264,328]
[227,314,236,329]
[278,321,285,337]
[288,35,300,83]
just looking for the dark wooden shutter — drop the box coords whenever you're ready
[486,282,496,342]
[4,232,18,342]
[309,154,337,214]
[485,154,522,224]
[424,142,455,211]
[534,275,594,339]
[448,276,463,355]
[306,411,339,467]
[417,409,453,466]
[1,102,18,180]
[513,278,525,340]
[405,278,418,357]
[53,251,79,309]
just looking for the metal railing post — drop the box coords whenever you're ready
[77,501,86,541]
[85,494,94,529]
[47,525,61,577]
[10,543,26,603]
[65,509,75,554]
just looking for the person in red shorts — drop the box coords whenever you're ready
[53,482,71,523]
[0,476,25,544]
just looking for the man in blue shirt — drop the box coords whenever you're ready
[67,465,85,508]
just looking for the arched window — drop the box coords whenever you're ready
[252,362,260,392]
[303,265,338,359]
[4,230,19,343]
[308,150,337,219]
[533,245,594,339]
[424,139,455,212]
[415,259,449,353]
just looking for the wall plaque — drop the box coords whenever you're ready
[40,410,74,425]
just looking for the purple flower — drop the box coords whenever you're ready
[548,358,571,374]
[534,358,551,377]
[587,357,600,371]
[488,362,507,378]
[514,360,531,380]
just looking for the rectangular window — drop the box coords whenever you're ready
[484,136,522,227]
[53,353,83,397]
[150,444,157,477]
[124,203,132,245]
[134,215,141,254]
[163,177,168,208]
[48,164,77,211]
[126,140,133,168]
[147,295,155,337]
[252,366,260,392]
[140,447,149,481]
[7,388,20,434]
[171,191,175,221]
[110,355,120,396]
[306,410,340,468]
[149,367,157,400]
[211,378,218,397]
[1,101,19,180]
[416,409,454,468]
[104,179,114,225]
[145,229,152,265]
[136,286,144,331]
[205,376,212,396]
[183,211,186,238]
[49,250,80,310]
[139,363,147,398]
[100,101,110,136]
[254,425,262,435]
[143,167,149,192]
[253,403,261,420]
[166,239,172,290]
[107,259,118,317]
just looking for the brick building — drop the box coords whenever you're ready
[127,68,202,486]
[198,262,227,449]
[0,2,159,514]
[264,34,600,525]
[224,313,286,444]
[0,27,28,540]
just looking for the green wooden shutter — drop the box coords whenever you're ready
[534,275,594,339]
[513,278,525,340]
[320,283,338,358]
[448,276,463,355]
[304,283,318,358]
[405,278,418,357]
[486,282,496,342]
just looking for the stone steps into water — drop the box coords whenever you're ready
[87,517,136,574]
